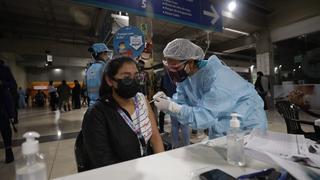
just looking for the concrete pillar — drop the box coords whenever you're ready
[255,29,275,109]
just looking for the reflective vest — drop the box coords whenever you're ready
[85,60,106,106]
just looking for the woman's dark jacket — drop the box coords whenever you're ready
[81,96,142,170]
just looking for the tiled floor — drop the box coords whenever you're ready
[0,107,316,179]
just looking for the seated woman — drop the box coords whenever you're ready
[81,56,164,170]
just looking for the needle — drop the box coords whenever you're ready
[149,99,156,104]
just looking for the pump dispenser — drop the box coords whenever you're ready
[227,113,245,166]
[22,132,40,155]
[230,113,240,129]
[15,132,47,180]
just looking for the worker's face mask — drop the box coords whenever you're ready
[163,60,190,83]
[113,76,140,99]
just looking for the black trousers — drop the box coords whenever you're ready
[0,109,12,149]
[73,94,81,109]
[258,93,268,110]
[49,92,57,111]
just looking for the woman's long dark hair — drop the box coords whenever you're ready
[99,56,137,98]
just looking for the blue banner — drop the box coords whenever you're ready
[75,0,222,32]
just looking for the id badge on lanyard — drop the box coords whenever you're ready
[117,96,148,156]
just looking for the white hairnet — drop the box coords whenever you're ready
[163,38,205,60]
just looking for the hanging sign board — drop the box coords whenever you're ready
[75,0,222,32]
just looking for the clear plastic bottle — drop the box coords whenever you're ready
[15,132,47,180]
[227,113,245,166]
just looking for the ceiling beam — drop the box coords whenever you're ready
[0,37,91,58]
[213,34,256,53]
[47,0,60,40]
[16,56,90,68]
[0,14,89,31]
[0,27,97,44]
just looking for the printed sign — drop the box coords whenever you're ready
[113,26,145,58]
[75,0,222,32]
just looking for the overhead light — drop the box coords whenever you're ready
[46,50,53,66]
[223,27,249,36]
[279,65,282,69]
[228,1,237,12]
[47,54,53,62]
[298,65,301,69]
[274,67,278,73]
[293,69,296,72]
[54,68,62,73]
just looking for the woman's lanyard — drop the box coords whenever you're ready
[117,96,147,156]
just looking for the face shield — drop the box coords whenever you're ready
[163,59,189,83]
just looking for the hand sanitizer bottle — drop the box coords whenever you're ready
[227,113,245,166]
[15,132,47,180]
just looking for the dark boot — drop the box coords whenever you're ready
[5,148,14,163]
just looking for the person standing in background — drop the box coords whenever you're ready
[18,87,26,108]
[48,80,58,111]
[34,90,46,107]
[86,43,112,107]
[0,59,16,163]
[25,87,31,107]
[81,84,88,107]
[136,60,150,96]
[72,80,82,109]
[58,80,71,112]
[255,71,269,110]
[0,60,18,124]
[10,84,18,124]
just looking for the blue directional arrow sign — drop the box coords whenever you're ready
[74,0,222,32]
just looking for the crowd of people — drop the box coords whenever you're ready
[47,80,87,112]
[14,80,87,112]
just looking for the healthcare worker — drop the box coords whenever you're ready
[153,38,267,139]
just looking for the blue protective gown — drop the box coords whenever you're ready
[171,55,267,139]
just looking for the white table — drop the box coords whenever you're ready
[55,137,272,180]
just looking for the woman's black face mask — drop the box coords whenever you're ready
[114,76,140,99]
